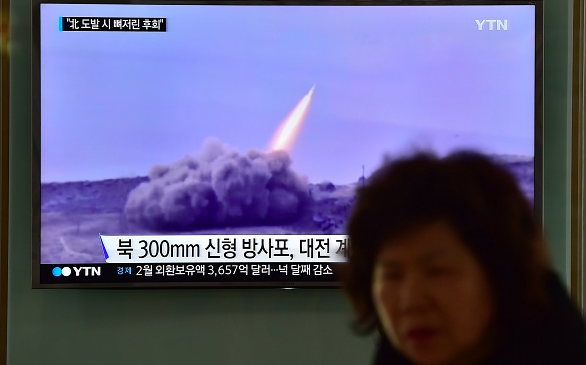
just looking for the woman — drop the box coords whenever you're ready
[339,150,586,365]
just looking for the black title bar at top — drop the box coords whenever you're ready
[60,17,167,32]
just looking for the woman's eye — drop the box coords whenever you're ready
[382,271,402,281]
[427,267,453,276]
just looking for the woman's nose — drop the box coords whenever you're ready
[397,274,429,313]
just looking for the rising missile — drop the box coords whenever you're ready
[268,85,316,152]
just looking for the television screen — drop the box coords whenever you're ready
[32,0,543,288]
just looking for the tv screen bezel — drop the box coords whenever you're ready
[31,0,544,289]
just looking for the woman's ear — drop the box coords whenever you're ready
[532,227,551,270]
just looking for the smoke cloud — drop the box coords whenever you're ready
[124,137,310,231]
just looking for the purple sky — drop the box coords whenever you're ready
[40,4,536,184]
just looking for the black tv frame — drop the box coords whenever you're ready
[31,0,544,289]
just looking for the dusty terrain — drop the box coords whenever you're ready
[40,156,534,264]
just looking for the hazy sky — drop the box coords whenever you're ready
[40,4,536,184]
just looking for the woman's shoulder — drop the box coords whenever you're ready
[492,270,586,365]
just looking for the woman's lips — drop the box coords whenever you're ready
[406,328,438,344]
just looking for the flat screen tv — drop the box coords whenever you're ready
[32,0,544,288]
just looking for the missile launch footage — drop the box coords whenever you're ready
[39,4,536,264]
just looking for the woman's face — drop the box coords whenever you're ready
[372,220,495,365]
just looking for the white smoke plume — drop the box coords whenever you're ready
[124,137,310,231]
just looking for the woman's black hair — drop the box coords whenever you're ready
[339,150,549,334]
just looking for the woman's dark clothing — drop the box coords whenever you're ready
[373,270,586,365]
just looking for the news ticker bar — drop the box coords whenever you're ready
[60,17,167,32]
[100,234,349,263]
[40,262,339,284]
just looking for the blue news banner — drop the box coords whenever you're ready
[39,262,340,285]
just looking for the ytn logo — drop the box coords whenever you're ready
[52,266,101,277]
[475,20,508,31]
